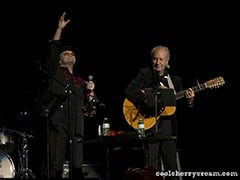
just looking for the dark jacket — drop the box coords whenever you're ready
[124,67,183,138]
[44,40,86,137]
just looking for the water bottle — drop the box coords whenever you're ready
[62,161,69,178]
[102,117,110,136]
[137,118,145,139]
[98,125,102,136]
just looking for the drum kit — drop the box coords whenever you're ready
[0,127,35,178]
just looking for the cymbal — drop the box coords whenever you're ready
[0,127,33,138]
[0,128,16,153]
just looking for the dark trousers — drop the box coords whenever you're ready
[49,128,83,178]
[146,139,178,180]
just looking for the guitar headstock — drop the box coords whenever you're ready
[205,76,225,89]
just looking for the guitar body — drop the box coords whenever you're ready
[123,76,225,130]
[161,106,176,116]
[123,98,157,130]
[123,98,176,130]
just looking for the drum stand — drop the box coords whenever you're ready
[16,133,36,179]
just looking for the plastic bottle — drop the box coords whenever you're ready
[137,118,145,139]
[98,125,102,136]
[62,161,69,178]
[102,117,110,136]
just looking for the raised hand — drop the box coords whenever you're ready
[58,12,71,30]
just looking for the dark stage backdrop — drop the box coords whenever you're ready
[1,0,239,178]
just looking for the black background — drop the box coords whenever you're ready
[1,0,239,178]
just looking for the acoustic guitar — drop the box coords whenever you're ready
[123,76,225,130]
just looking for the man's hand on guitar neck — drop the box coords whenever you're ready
[185,88,195,107]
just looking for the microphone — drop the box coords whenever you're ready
[84,74,98,117]
[88,75,94,81]
[86,75,95,100]
[87,75,94,91]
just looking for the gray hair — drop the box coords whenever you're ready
[150,45,170,61]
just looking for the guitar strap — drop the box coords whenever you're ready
[166,74,176,95]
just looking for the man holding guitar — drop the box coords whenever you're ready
[124,45,195,180]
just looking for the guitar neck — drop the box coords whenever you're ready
[176,83,206,100]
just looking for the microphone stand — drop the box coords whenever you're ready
[37,65,78,178]
[64,84,73,178]
[154,91,160,168]
[154,91,160,133]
